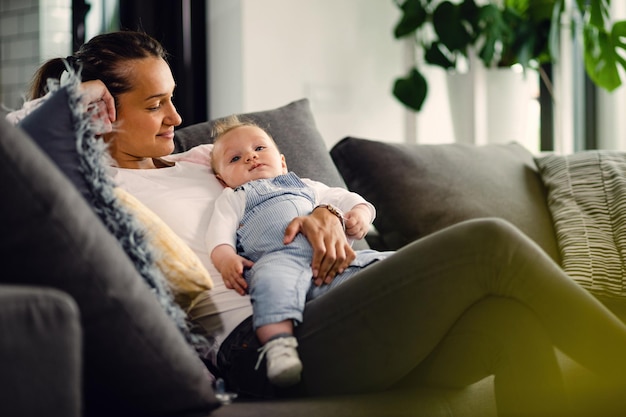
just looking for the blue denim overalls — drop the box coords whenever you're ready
[236,172,390,329]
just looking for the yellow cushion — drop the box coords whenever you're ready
[114,187,213,309]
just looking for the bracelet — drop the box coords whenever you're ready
[315,204,346,231]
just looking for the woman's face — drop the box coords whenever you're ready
[105,57,182,168]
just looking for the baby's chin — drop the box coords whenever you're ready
[248,172,274,182]
[229,172,277,188]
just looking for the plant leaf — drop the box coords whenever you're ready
[477,4,513,66]
[424,42,456,68]
[612,20,626,70]
[586,0,609,30]
[393,68,428,111]
[394,0,428,38]
[583,23,622,91]
[433,1,474,52]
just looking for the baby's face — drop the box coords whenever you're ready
[213,126,287,188]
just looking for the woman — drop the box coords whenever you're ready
[24,30,626,416]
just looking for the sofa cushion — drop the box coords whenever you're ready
[0,105,219,414]
[18,88,92,200]
[17,83,205,341]
[0,286,81,417]
[330,137,560,262]
[536,151,626,298]
[174,98,369,250]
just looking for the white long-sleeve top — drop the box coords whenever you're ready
[112,161,374,356]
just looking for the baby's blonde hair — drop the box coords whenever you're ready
[211,114,260,141]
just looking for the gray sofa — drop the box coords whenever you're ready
[1,93,622,416]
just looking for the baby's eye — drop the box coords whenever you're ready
[229,156,241,163]
[255,146,266,151]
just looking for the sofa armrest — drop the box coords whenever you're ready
[0,285,81,417]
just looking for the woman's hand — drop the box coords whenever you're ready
[284,207,355,286]
[78,80,116,134]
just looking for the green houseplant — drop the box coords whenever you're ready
[393,0,626,112]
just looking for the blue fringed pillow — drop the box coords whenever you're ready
[18,75,204,348]
[6,76,220,415]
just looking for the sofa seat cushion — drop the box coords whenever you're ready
[330,137,560,262]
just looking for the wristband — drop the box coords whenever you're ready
[315,204,346,231]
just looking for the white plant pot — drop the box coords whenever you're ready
[447,66,536,149]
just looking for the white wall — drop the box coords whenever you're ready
[207,0,244,121]
[208,0,441,147]
[206,0,543,149]
[596,1,626,150]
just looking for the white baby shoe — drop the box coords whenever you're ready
[256,336,303,387]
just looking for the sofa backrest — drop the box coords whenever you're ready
[330,137,561,264]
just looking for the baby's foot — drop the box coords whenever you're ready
[257,336,302,387]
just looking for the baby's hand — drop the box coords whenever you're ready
[344,204,371,240]
[220,256,253,296]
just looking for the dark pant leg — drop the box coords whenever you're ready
[400,297,569,417]
[294,218,626,403]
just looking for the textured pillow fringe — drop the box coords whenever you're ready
[56,69,209,354]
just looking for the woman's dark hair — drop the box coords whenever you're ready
[28,30,168,101]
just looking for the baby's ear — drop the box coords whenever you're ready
[281,154,288,173]
[216,174,229,188]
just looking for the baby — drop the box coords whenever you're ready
[206,116,392,387]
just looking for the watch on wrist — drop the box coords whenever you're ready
[315,204,346,231]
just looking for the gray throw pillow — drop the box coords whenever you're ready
[330,137,560,262]
[1,104,220,415]
[175,98,346,188]
[175,98,369,250]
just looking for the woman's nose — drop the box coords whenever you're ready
[165,106,183,127]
